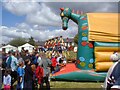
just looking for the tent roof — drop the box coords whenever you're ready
[1,44,17,48]
[18,43,34,48]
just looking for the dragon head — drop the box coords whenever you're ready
[60,8,72,30]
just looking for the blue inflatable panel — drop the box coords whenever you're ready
[94,42,120,47]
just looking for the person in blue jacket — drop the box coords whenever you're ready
[17,58,25,90]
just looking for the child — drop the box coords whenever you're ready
[35,65,43,89]
[31,64,37,89]
[17,59,25,90]
[3,69,11,90]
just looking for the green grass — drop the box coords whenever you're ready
[1,81,103,89]
[50,81,103,88]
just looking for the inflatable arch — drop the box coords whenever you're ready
[51,8,120,81]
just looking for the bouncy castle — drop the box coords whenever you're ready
[51,8,120,81]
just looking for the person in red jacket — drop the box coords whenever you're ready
[51,55,57,72]
[35,65,43,89]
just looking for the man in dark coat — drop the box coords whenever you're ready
[104,52,120,90]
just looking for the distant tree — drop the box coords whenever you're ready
[28,36,35,46]
[9,37,27,47]
[74,33,78,44]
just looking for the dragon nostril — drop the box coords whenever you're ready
[63,27,67,30]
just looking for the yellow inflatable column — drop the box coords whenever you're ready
[95,47,120,72]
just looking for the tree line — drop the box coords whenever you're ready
[7,34,79,47]
[8,36,35,47]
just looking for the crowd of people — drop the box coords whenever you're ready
[39,36,73,53]
[1,46,67,90]
[1,35,120,90]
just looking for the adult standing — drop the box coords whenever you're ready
[24,59,33,90]
[38,53,51,90]
[20,47,26,60]
[6,51,12,69]
[104,52,120,90]
[10,52,19,89]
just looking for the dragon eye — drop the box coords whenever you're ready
[61,12,64,16]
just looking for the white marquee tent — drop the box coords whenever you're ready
[18,43,34,52]
[0,44,17,53]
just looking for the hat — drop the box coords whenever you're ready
[110,52,119,61]
[18,58,24,64]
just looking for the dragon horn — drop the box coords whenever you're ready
[60,8,64,11]
[72,9,74,13]
[77,10,79,14]
[81,11,83,14]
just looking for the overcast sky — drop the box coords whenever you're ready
[0,0,119,44]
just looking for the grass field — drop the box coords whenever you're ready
[1,81,103,89]
[50,81,103,88]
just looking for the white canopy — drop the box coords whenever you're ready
[1,45,16,48]
[0,44,17,53]
[18,43,34,52]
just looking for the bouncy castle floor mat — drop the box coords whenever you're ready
[51,63,106,82]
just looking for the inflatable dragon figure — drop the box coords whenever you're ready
[51,8,119,82]
[60,7,94,70]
